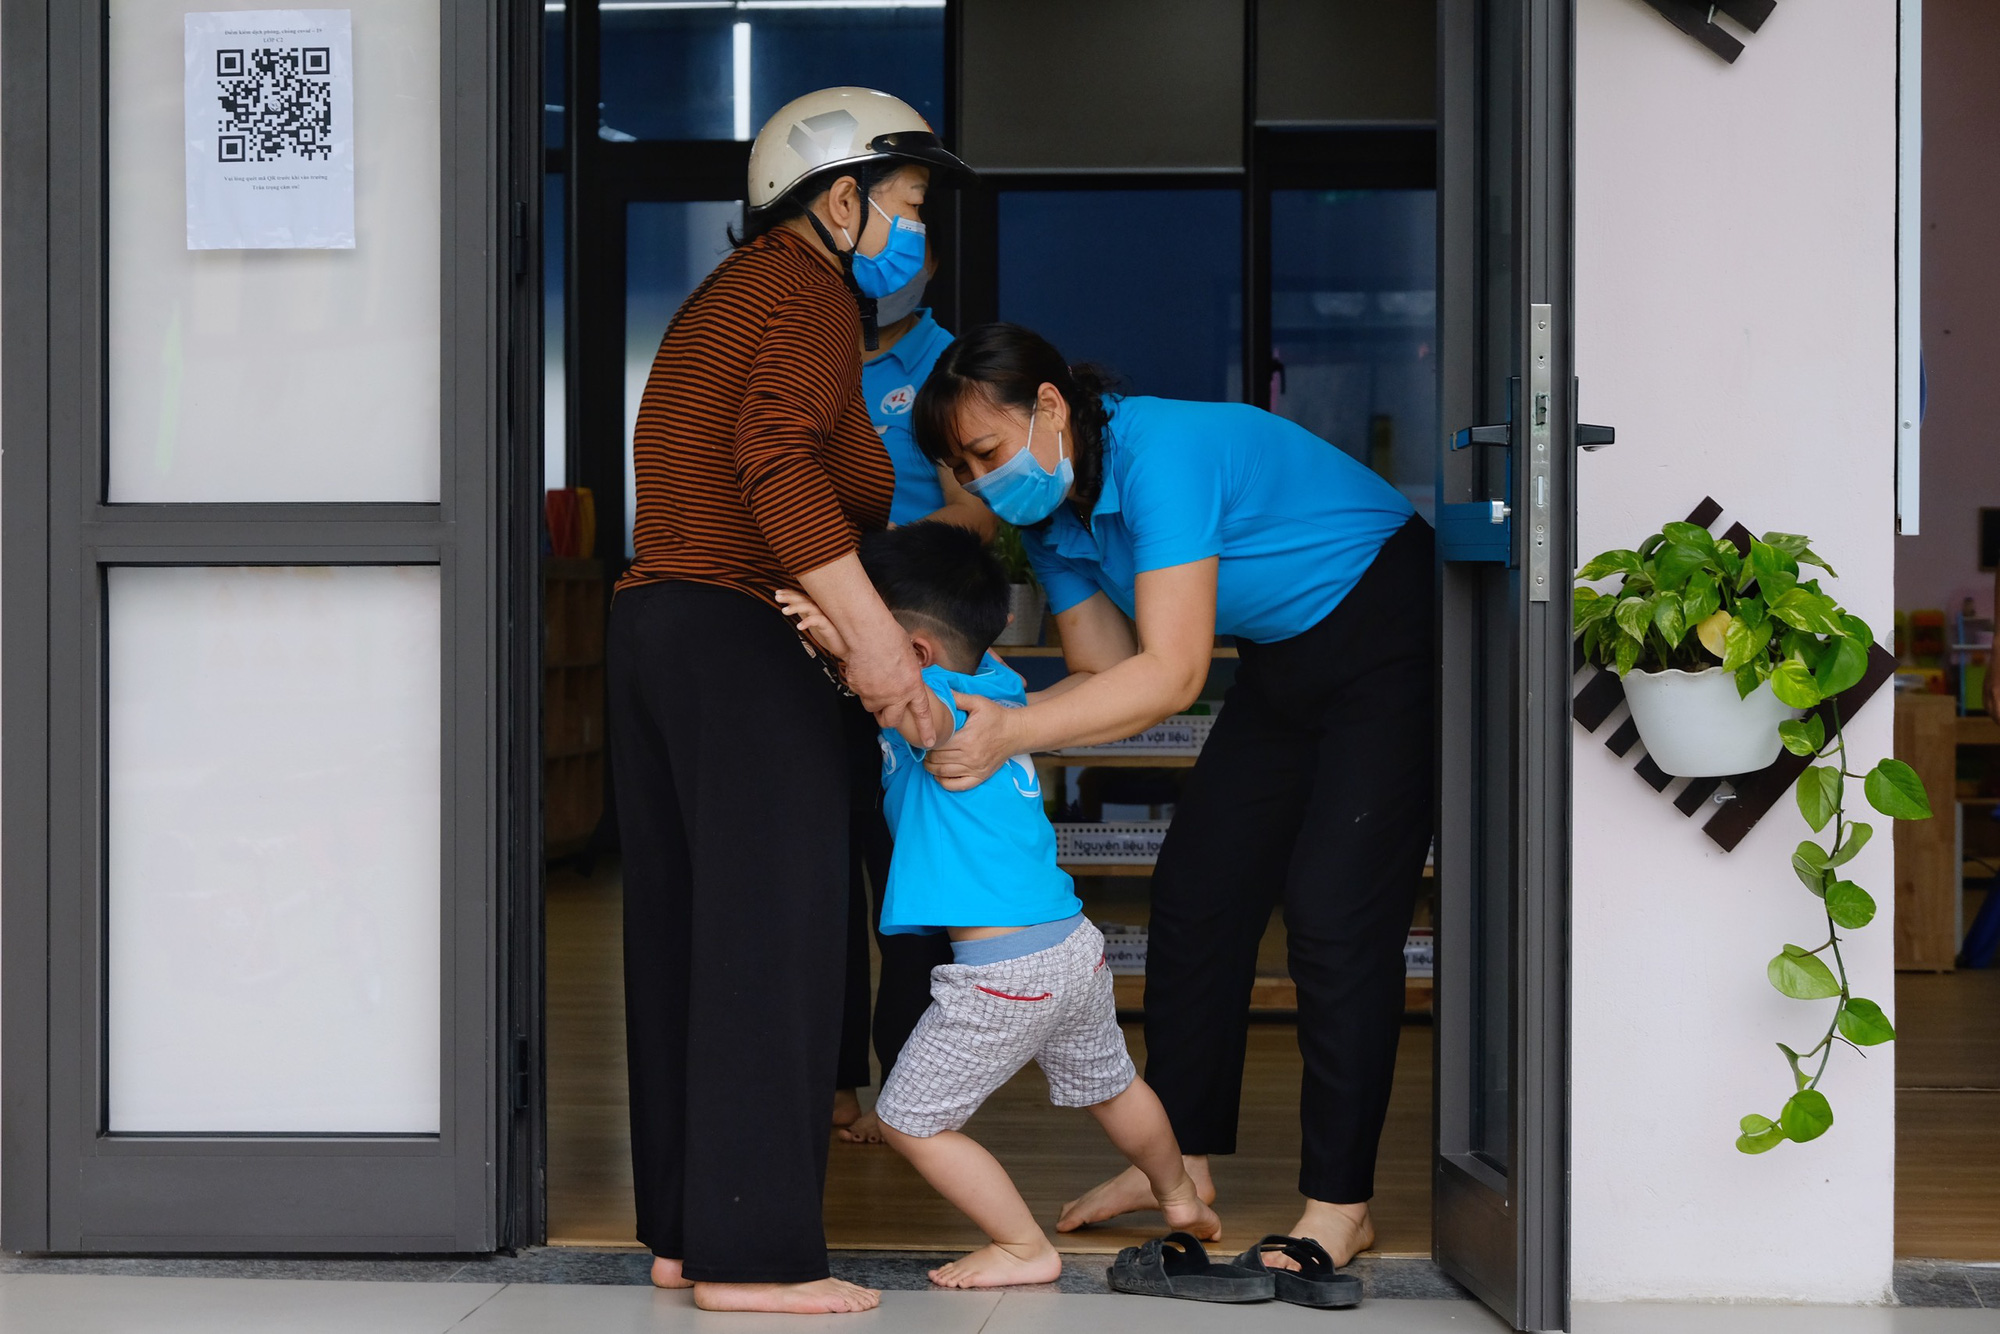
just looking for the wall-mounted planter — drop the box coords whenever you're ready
[1619,665,1803,778]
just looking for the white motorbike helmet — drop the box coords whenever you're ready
[747,86,973,211]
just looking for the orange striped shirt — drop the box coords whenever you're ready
[617,224,892,605]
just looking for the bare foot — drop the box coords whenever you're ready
[650,1256,693,1289]
[1159,1174,1223,1243]
[832,1088,862,1130]
[1056,1158,1215,1233]
[928,1239,1063,1289]
[692,1278,881,1314]
[1270,1199,1374,1269]
[837,1109,887,1145]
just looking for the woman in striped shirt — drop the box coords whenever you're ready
[607,88,971,1315]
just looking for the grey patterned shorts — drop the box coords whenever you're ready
[874,919,1136,1138]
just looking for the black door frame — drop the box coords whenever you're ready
[1432,0,1575,1328]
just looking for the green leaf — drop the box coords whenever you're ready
[1614,595,1654,642]
[1653,543,1709,592]
[1836,997,1896,1047]
[1653,591,1688,648]
[1795,765,1841,832]
[1735,662,1763,698]
[1825,880,1877,929]
[1682,570,1722,624]
[1714,540,1743,581]
[1864,758,1933,821]
[1614,634,1641,676]
[1780,1088,1835,1143]
[1736,1116,1787,1154]
[1815,635,1870,698]
[1577,549,1643,582]
[1762,532,1837,576]
[1769,657,1825,709]
[1837,612,1876,650]
[1830,821,1873,866]
[1768,944,1842,1000]
[1777,1042,1810,1091]
[1749,539,1800,599]
[1722,615,1773,672]
[1768,587,1844,636]
[1792,840,1830,895]
[1662,522,1717,555]
[1778,715,1826,756]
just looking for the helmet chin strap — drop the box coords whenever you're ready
[801,180,881,351]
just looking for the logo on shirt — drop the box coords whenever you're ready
[1007,754,1041,799]
[880,736,899,775]
[878,384,916,416]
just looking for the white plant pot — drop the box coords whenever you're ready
[1619,665,1805,778]
[994,583,1047,646]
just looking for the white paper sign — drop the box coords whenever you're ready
[184,10,354,250]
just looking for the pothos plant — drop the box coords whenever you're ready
[991,522,1038,587]
[1573,522,1934,1152]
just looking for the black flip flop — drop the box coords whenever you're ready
[1107,1231,1275,1303]
[1231,1234,1363,1309]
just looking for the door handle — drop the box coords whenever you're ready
[1438,405,1515,565]
[1576,422,1615,451]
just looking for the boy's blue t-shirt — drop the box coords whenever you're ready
[1019,395,1416,644]
[861,309,954,526]
[878,652,1080,936]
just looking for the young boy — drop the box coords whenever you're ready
[779,522,1219,1289]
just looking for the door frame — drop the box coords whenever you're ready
[0,0,535,1251]
[1432,0,1574,1328]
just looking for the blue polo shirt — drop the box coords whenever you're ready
[1020,396,1415,644]
[877,653,1080,935]
[861,310,955,526]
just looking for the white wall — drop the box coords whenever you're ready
[1573,0,1899,1304]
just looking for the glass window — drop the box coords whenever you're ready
[624,201,741,556]
[106,0,442,503]
[599,2,945,143]
[546,3,567,147]
[107,566,442,1134]
[1269,188,1438,519]
[999,189,1242,402]
[546,172,567,490]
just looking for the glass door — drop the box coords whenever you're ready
[2,0,531,1250]
[1432,0,1575,1328]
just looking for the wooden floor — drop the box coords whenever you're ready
[544,862,1434,1254]
[1894,968,2000,1260]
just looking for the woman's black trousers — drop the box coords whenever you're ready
[607,581,849,1283]
[1143,515,1437,1205]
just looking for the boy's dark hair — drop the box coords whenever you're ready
[857,522,1011,670]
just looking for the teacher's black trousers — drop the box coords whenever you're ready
[1144,516,1436,1205]
[608,581,848,1283]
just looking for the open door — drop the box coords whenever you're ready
[1,0,534,1251]
[1433,0,1576,1328]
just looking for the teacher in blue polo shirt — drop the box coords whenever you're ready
[910,322,1434,1269]
[833,251,996,1146]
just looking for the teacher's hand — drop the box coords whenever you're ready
[924,693,1017,791]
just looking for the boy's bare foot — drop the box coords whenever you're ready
[649,1257,693,1289]
[832,1088,862,1130]
[692,1278,881,1314]
[928,1239,1063,1289]
[837,1109,887,1144]
[1270,1199,1374,1268]
[1158,1176,1223,1242]
[1056,1158,1215,1233]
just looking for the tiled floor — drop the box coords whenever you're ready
[0,1273,1995,1333]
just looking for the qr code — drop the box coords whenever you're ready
[214,46,333,164]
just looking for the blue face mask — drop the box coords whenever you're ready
[846,201,928,299]
[963,407,1073,526]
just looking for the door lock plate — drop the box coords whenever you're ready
[1528,304,1553,602]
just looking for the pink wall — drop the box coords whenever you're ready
[1897,0,2000,617]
